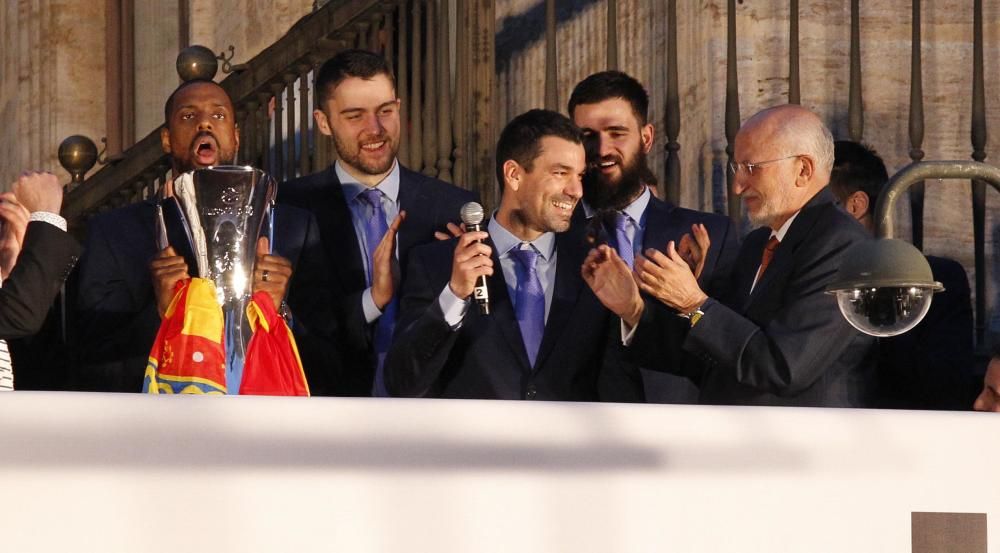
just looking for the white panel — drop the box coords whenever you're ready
[0,392,997,552]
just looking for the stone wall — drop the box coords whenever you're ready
[0,0,106,189]
[188,0,313,67]
[496,0,1000,343]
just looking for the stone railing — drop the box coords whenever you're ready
[61,0,496,227]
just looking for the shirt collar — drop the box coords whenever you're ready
[582,186,651,222]
[336,159,401,204]
[487,214,556,262]
[770,210,800,242]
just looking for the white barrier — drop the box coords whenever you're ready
[0,392,996,552]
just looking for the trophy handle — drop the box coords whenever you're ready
[155,204,169,251]
[265,200,275,254]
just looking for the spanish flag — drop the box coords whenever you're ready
[143,278,226,394]
[143,278,309,396]
[240,290,310,396]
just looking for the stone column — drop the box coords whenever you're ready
[0,0,107,189]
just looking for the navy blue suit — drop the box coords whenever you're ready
[385,226,634,400]
[576,195,739,403]
[632,196,737,403]
[278,163,476,396]
[73,200,332,393]
[631,188,877,407]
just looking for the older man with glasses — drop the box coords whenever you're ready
[583,104,878,407]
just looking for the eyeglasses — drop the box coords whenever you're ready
[728,155,803,176]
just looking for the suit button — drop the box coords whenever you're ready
[525,384,537,400]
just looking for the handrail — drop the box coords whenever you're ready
[875,160,1000,240]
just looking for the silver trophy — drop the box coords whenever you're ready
[156,165,276,391]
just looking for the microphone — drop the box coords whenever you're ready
[460,201,490,315]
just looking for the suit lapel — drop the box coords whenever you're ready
[742,189,834,311]
[318,166,367,290]
[738,230,770,312]
[396,165,432,263]
[641,196,681,253]
[533,231,585,371]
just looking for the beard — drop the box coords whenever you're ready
[333,131,397,176]
[583,149,649,211]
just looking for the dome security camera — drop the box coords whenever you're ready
[826,239,943,337]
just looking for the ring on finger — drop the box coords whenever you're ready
[262,269,270,282]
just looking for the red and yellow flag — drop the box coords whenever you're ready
[143,278,309,396]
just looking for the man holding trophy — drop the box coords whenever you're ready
[75,80,334,394]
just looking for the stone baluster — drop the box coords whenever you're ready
[436,0,453,183]
[664,0,680,204]
[284,73,298,181]
[725,0,742,224]
[848,0,863,140]
[242,100,258,167]
[410,0,424,173]
[422,0,438,177]
[788,0,800,104]
[545,0,558,110]
[607,0,618,70]
[971,0,988,345]
[452,0,469,187]
[258,92,272,174]
[271,83,286,179]
[908,0,925,250]
[397,2,410,167]
[299,62,316,175]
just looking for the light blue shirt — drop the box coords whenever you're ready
[582,186,651,256]
[336,159,401,323]
[438,215,558,328]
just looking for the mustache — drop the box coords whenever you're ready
[588,154,622,169]
[189,130,217,148]
[360,133,389,145]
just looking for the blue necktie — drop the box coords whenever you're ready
[509,244,544,368]
[359,188,397,397]
[612,212,635,269]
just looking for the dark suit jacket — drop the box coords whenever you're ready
[575,196,739,403]
[73,199,332,393]
[635,196,738,404]
[0,221,79,339]
[278,163,476,396]
[632,188,877,407]
[385,227,634,400]
[877,255,976,409]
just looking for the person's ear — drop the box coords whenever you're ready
[503,160,522,193]
[160,127,172,155]
[640,123,655,154]
[845,190,870,220]
[313,109,333,137]
[794,155,815,187]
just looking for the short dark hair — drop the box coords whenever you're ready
[164,79,226,126]
[314,49,396,107]
[829,140,889,207]
[495,109,583,188]
[567,71,649,125]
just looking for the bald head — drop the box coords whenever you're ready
[732,105,835,229]
[741,104,835,179]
